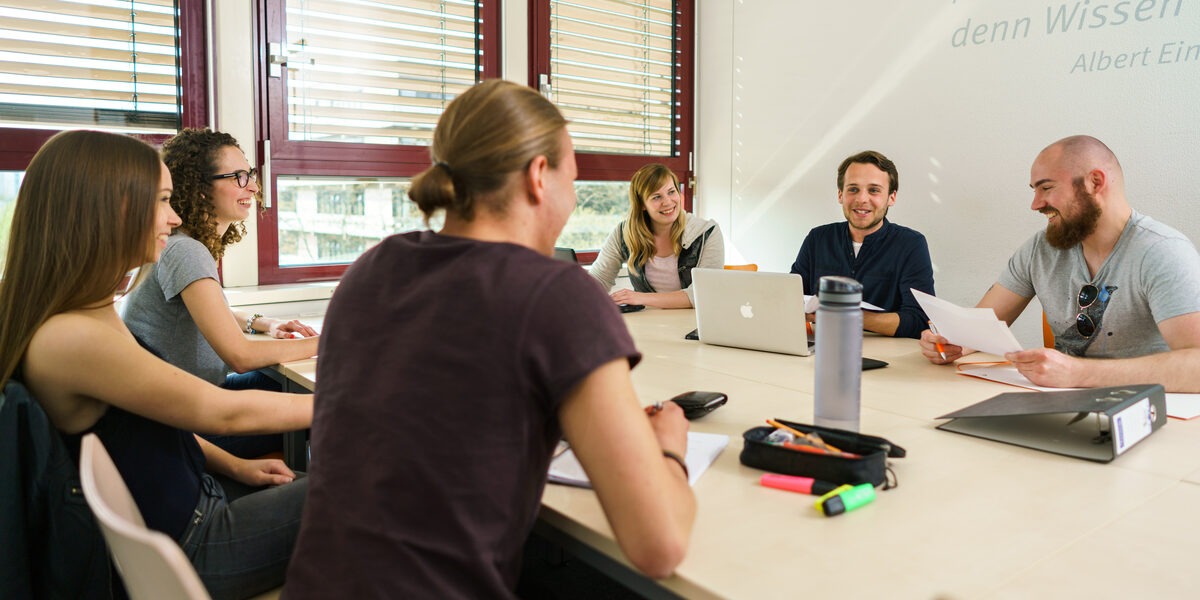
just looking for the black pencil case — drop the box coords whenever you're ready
[740,419,906,487]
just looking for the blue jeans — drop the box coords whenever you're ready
[179,473,307,600]
[202,370,285,458]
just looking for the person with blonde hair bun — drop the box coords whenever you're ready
[285,79,696,598]
[589,163,724,309]
[0,130,312,600]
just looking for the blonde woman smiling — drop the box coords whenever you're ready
[589,164,724,309]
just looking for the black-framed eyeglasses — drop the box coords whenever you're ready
[1075,283,1099,338]
[211,168,258,188]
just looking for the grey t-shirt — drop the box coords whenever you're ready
[123,232,229,384]
[998,210,1200,358]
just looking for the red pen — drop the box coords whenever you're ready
[760,473,841,496]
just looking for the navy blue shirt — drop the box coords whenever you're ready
[790,219,934,339]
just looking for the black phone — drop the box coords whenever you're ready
[862,357,888,370]
[684,328,699,340]
[619,303,646,313]
[669,391,728,420]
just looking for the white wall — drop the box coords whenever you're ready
[695,0,1200,346]
[211,0,257,286]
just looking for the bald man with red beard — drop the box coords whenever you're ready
[919,135,1200,392]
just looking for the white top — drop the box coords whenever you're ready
[644,254,682,292]
[852,241,862,257]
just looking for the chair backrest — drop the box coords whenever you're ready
[78,434,211,600]
[723,264,758,271]
[1041,311,1055,349]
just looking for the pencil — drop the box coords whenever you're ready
[766,419,845,453]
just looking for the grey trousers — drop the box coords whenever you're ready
[178,472,308,600]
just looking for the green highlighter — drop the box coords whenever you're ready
[814,483,875,516]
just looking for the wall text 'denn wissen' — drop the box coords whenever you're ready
[949,0,1193,73]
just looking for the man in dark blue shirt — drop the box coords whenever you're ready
[790,150,934,339]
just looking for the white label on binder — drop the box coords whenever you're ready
[1112,398,1153,455]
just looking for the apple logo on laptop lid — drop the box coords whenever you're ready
[740,302,754,319]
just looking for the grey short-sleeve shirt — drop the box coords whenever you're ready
[122,232,229,384]
[998,210,1200,358]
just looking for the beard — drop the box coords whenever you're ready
[1044,178,1102,250]
[846,205,889,233]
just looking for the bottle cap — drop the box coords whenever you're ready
[818,276,862,305]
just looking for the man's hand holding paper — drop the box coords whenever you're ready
[911,289,1024,357]
[920,328,965,364]
[1005,347,1085,388]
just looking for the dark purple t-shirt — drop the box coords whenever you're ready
[284,231,640,599]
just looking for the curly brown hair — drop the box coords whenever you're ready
[161,128,251,260]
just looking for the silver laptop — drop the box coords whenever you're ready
[691,268,810,356]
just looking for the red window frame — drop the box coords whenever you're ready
[528,0,695,263]
[0,1,209,170]
[253,0,502,284]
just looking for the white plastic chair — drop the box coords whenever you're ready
[78,434,281,600]
[79,433,211,599]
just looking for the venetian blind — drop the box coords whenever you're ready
[548,0,676,156]
[0,0,180,133]
[283,0,480,145]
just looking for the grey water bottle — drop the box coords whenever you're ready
[814,276,863,432]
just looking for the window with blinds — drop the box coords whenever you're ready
[282,0,480,145]
[0,0,181,134]
[548,0,676,156]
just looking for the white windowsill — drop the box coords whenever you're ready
[223,280,339,308]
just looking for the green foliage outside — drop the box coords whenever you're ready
[558,181,629,251]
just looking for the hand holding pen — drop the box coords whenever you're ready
[645,400,689,467]
[920,324,964,365]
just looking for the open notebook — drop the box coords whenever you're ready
[548,432,729,488]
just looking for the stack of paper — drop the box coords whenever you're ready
[548,431,729,488]
[911,289,1023,357]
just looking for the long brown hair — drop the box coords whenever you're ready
[0,130,162,386]
[408,79,568,222]
[623,163,685,276]
[161,128,247,260]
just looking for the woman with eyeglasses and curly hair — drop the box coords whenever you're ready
[121,129,318,458]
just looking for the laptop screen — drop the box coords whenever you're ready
[552,247,579,264]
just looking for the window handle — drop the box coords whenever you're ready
[268,43,288,78]
[261,139,272,209]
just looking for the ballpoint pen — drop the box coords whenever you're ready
[927,321,948,360]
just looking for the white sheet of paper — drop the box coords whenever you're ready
[548,431,729,488]
[803,295,884,313]
[911,289,1023,357]
[1166,394,1200,420]
[957,364,1079,392]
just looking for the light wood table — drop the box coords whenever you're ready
[273,308,1200,599]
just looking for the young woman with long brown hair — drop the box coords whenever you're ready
[0,130,312,600]
[589,163,724,309]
